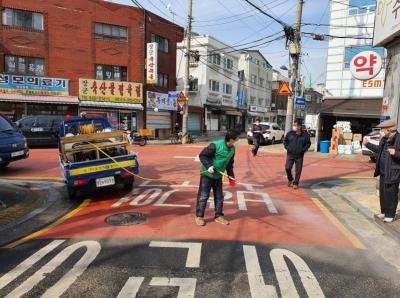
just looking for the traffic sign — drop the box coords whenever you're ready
[277,81,292,96]
[177,91,187,108]
[295,97,305,106]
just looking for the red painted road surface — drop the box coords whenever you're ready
[1,144,375,249]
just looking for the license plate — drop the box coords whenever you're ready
[96,176,115,188]
[11,150,25,157]
[31,127,44,132]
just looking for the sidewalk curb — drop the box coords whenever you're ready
[306,178,400,243]
[0,179,77,248]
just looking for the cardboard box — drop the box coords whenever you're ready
[332,128,343,137]
[353,134,362,141]
[343,132,353,140]
[344,139,352,145]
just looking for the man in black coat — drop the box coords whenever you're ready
[364,119,400,223]
[251,118,264,157]
[284,119,311,189]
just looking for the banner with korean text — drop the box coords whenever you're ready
[146,42,158,84]
[0,74,69,96]
[79,79,143,104]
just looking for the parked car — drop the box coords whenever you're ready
[247,122,285,145]
[16,115,66,146]
[0,114,29,168]
[362,129,381,162]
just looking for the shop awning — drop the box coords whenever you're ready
[320,98,381,119]
[0,93,79,104]
[225,111,242,116]
[79,101,144,110]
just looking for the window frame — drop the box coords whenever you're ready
[209,79,220,92]
[2,8,44,31]
[157,73,169,88]
[5,55,45,76]
[95,23,128,42]
[95,64,128,81]
[348,0,376,16]
[151,34,169,53]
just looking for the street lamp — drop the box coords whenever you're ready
[280,65,288,71]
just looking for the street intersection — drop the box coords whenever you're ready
[1,143,400,297]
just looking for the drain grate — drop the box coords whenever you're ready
[105,212,148,226]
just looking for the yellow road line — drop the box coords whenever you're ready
[3,199,90,249]
[0,176,64,182]
[311,198,366,250]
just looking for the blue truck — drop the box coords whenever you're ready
[58,117,139,199]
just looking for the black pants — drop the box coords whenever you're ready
[285,155,304,185]
[196,175,224,218]
[252,136,261,156]
[380,175,399,218]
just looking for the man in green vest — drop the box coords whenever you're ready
[196,130,240,226]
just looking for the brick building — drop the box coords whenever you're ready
[0,0,183,133]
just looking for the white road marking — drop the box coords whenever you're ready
[237,183,264,191]
[7,241,101,298]
[0,240,65,290]
[112,188,141,207]
[209,191,233,209]
[117,277,145,298]
[243,245,278,298]
[150,277,197,298]
[130,188,162,206]
[139,180,167,187]
[149,241,202,268]
[154,190,190,208]
[174,156,200,162]
[237,191,278,213]
[270,249,325,298]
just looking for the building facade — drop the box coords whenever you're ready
[271,69,289,129]
[177,35,241,134]
[322,0,384,139]
[238,50,273,127]
[0,0,183,134]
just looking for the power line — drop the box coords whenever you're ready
[302,23,374,29]
[241,0,287,27]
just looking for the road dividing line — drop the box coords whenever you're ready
[149,241,202,268]
[311,198,366,250]
[0,240,65,290]
[338,176,371,179]
[0,176,64,182]
[3,199,91,249]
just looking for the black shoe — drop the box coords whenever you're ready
[288,181,293,187]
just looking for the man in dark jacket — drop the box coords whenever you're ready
[195,130,239,226]
[251,118,264,157]
[284,119,311,189]
[364,119,400,223]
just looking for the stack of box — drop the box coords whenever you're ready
[343,132,353,145]
[329,128,342,155]
[352,134,362,153]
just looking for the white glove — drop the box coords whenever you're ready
[207,166,215,173]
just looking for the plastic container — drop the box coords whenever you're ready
[320,141,331,153]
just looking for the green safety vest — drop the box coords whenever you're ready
[200,139,235,180]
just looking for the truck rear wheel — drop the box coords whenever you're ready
[123,177,134,191]
[67,186,81,200]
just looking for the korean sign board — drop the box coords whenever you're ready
[373,0,400,46]
[0,74,69,96]
[350,51,382,80]
[79,79,143,104]
[147,91,177,111]
[146,43,158,84]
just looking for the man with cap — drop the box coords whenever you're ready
[251,118,264,157]
[364,119,400,223]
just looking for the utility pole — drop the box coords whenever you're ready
[284,0,304,134]
[182,0,193,144]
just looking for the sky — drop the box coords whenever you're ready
[112,0,330,87]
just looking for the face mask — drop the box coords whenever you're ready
[380,131,386,137]
[292,126,297,131]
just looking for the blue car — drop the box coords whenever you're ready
[0,114,29,168]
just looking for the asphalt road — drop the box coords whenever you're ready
[0,143,399,297]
